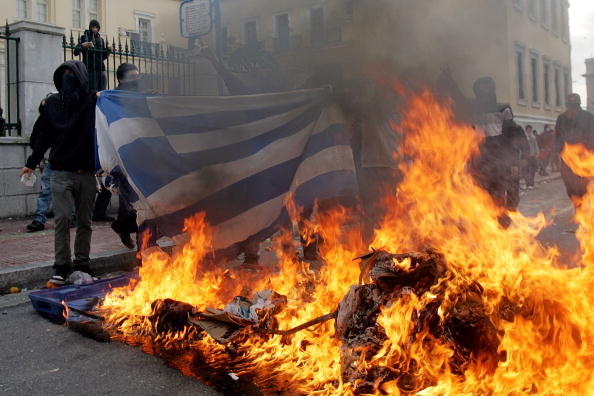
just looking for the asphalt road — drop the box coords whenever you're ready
[517,176,580,265]
[0,293,219,396]
[0,176,579,396]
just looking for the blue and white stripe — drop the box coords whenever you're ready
[96,88,357,252]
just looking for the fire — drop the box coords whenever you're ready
[98,85,594,395]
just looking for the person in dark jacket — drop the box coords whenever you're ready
[104,63,141,249]
[554,93,594,205]
[0,106,5,134]
[21,60,99,285]
[438,70,526,214]
[73,19,111,92]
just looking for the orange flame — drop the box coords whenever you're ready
[99,87,594,395]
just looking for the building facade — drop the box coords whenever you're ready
[2,0,186,48]
[216,0,572,131]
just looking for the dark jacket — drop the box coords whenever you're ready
[73,29,109,72]
[29,112,44,150]
[554,109,594,153]
[26,60,97,172]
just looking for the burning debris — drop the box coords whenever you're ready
[338,250,503,393]
[129,248,508,394]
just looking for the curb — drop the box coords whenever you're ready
[0,248,137,293]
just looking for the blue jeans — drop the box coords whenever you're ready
[32,162,52,224]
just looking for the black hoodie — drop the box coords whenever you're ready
[73,21,109,72]
[26,60,97,172]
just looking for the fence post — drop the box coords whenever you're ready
[9,21,64,137]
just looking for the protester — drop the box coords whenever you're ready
[107,63,141,250]
[438,70,526,215]
[356,82,402,244]
[523,125,540,190]
[0,106,6,134]
[537,125,555,176]
[26,96,53,232]
[74,19,111,92]
[21,60,99,285]
[554,93,594,205]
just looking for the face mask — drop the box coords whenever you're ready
[61,74,80,101]
[121,79,140,91]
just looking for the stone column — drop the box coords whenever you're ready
[9,20,65,137]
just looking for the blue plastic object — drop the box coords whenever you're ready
[29,273,137,322]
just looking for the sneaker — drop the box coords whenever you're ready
[118,232,135,249]
[26,221,45,232]
[49,265,72,286]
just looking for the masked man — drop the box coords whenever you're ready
[21,61,98,285]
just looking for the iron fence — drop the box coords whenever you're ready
[62,31,199,95]
[1,24,21,137]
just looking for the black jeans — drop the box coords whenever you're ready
[88,70,107,91]
[523,156,538,187]
[51,171,96,268]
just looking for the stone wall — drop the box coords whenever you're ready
[0,139,39,218]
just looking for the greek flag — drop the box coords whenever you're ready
[95,88,357,253]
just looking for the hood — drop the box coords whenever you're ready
[472,76,496,98]
[89,19,101,31]
[53,60,90,93]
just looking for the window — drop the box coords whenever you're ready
[244,21,257,46]
[543,59,551,106]
[88,0,98,22]
[344,0,354,23]
[554,64,561,107]
[72,0,81,28]
[530,53,540,105]
[551,0,559,34]
[310,7,325,46]
[515,45,526,102]
[528,0,537,20]
[560,1,569,41]
[139,18,152,43]
[540,0,549,28]
[276,14,290,51]
[16,0,29,19]
[36,0,47,22]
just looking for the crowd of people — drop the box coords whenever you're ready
[15,18,594,286]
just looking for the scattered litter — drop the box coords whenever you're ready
[67,271,94,285]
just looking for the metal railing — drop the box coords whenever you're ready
[62,31,199,95]
[1,24,21,137]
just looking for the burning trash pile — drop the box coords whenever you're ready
[65,88,594,395]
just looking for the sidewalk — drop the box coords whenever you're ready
[0,217,141,291]
[0,218,129,269]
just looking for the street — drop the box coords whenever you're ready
[0,293,219,396]
[0,176,579,395]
